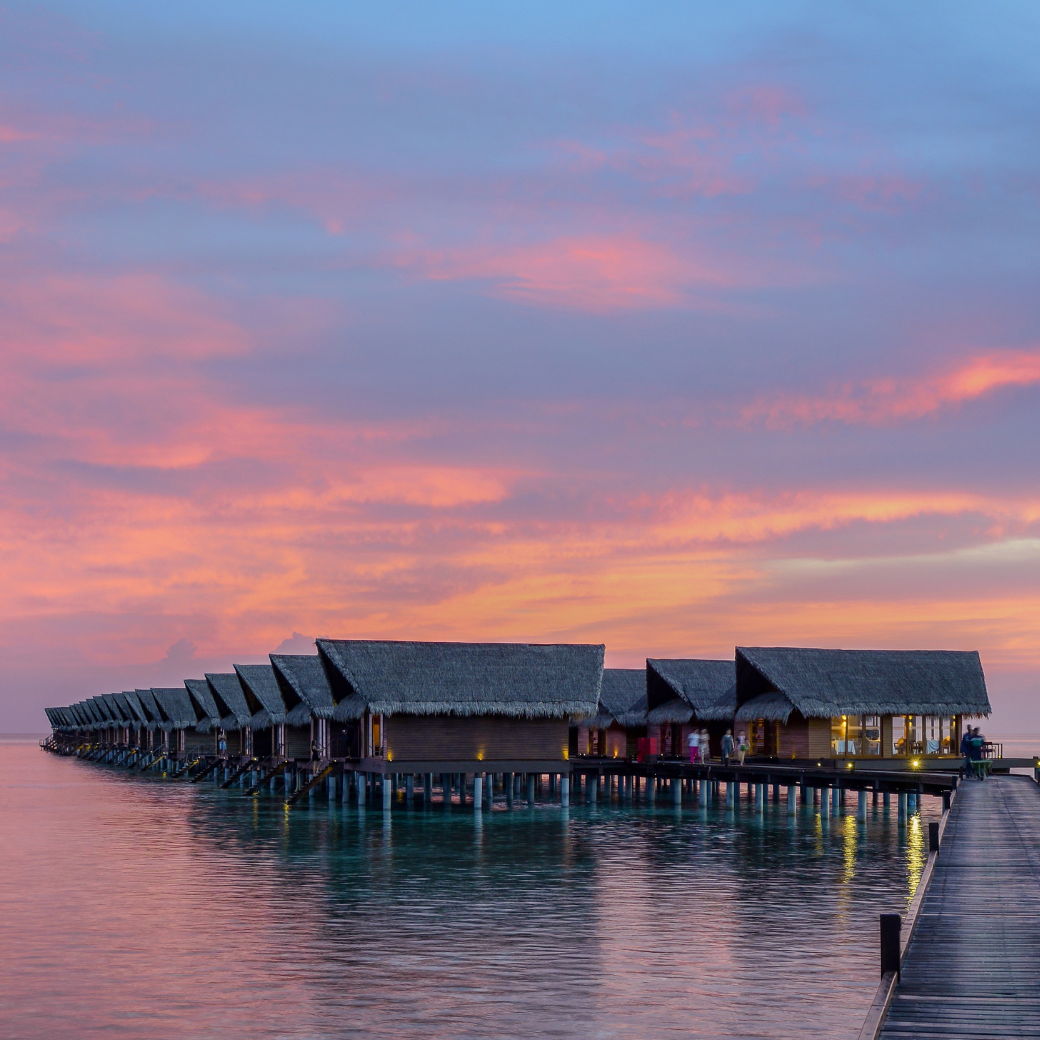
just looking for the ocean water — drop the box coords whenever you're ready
[1,740,938,1040]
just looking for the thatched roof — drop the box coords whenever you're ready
[97,694,120,723]
[234,664,288,729]
[121,691,147,726]
[734,690,800,724]
[318,639,603,720]
[735,647,991,720]
[184,678,222,732]
[647,696,697,725]
[109,693,132,724]
[579,668,647,728]
[205,673,252,731]
[151,688,196,730]
[647,659,736,722]
[271,654,336,723]
[84,698,105,725]
[135,689,161,728]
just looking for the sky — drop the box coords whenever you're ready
[3,1,1040,732]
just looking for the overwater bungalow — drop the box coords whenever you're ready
[150,687,197,759]
[572,668,647,760]
[316,639,603,775]
[204,673,254,758]
[135,689,162,751]
[733,647,991,762]
[120,691,149,750]
[646,659,736,759]
[270,654,342,760]
[184,679,222,755]
[97,695,121,746]
[234,664,288,760]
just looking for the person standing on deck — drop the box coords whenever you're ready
[721,729,733,766]
[736,731,748,765]
[687,729,699,764]
[970,727,986,780]
[960,727,972,778]
[700,729,710,764]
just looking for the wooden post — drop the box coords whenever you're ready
[588,772,597,805]
[527,773,536,807]
[473,775,482,811]
[699,778,708,805]
[821,786,830,817]
[424,773,432,805]
[858,789,867,821]
[406,774,414,805]
[726,781,735,808]
[884,791,890,808]
[561,775,570,807]
[898,792,907,817]
[506,772,514,807]
[880,914,901,979]
[929,820,940,852]
[672,777,681,806]
[382,774,391,811]
[942,790,950,812]
[788,785,796,815]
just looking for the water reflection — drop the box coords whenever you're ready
[1,745,940,1040]
[905,814,926,901]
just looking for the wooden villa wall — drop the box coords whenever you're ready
[386,715,568,763]
[285,725,311,760]
[183,729,213,756]
[776,715,831,759]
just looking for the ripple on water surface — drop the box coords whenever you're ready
[0,744,936,1040]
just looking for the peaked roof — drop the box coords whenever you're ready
[204,673,252,730]
[734,647,991,722]
[135,689,161,727]
[184,679,221,731]
[647,659,736,723]
[270,654,336,724]
[151,688,196,730]
[121,690,147,725]
[234,664,287,729]
[581,668,647,727]
[318,639,604,720]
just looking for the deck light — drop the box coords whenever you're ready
[912,759,920,769]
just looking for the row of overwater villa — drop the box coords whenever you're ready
[43,641,991,809]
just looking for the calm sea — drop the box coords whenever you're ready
[1,738,938,1040]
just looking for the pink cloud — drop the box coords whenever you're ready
[740,349,1040,429]
[398,234,737,311]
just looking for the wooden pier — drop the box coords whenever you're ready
[872,776,1040,1040]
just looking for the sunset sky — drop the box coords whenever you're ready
[4,2,1040,732]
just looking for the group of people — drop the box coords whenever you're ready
[687,728,749,766]
[960,726,989,779]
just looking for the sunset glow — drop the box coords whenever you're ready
[2,2,1039,731]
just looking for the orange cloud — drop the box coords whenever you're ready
[741,349,1040,428]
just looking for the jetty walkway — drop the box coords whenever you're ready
[876,776,1040,1039]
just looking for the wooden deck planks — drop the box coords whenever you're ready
[879,776,1040,1040]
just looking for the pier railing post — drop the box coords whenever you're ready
[928,820,940,852]
[880,914,901,980]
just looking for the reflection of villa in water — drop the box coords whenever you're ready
[44,641,991,779]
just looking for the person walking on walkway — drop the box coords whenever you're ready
[721,729,733,766]
[700,729,710,764]
[737,731,748,765]
[687,729,699,764]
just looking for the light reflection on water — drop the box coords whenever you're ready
[1,745,939,1040]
